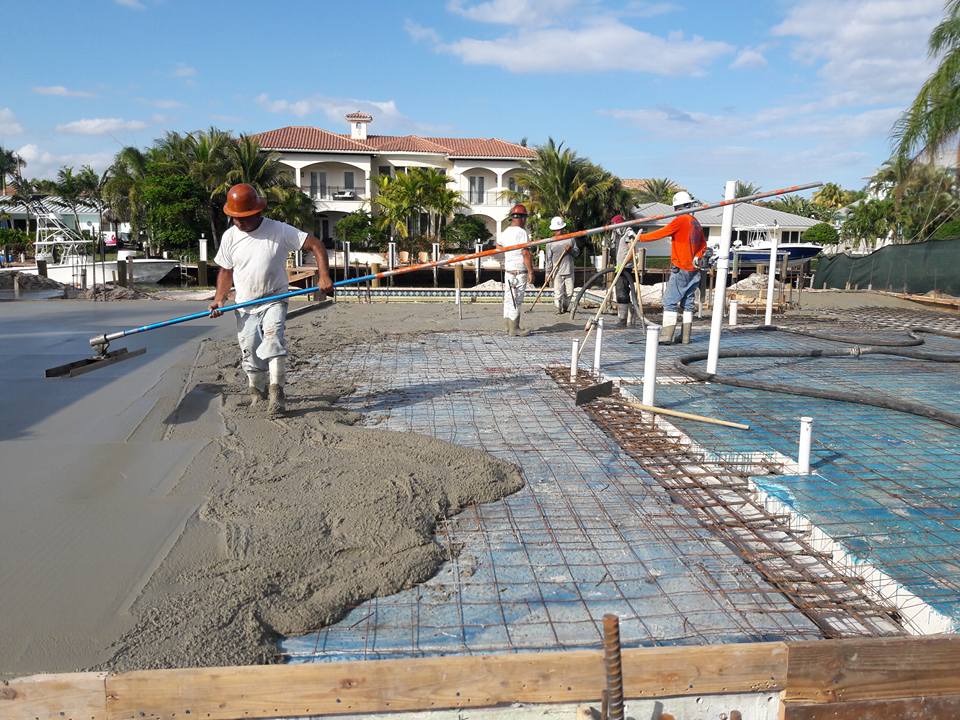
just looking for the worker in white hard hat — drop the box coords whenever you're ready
[545,216,577,315]
[634,191,706,344]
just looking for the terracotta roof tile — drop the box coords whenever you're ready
[254,125,536,159]
[252,126,374,152]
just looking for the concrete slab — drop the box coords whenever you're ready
[0,300,231,676]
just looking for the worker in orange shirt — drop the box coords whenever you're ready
[634,191,706,344]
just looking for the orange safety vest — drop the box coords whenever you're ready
[636,214,705,272]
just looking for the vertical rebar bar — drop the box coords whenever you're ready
[603,614,624,720]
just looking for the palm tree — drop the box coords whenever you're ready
[184,128,231,245]
[812,182,848,209]
[510,138,587,220]
[77,165,111,247]
[734,180,761,198]
[265,185,315,230]
[8,174,35,241]
[104,146,149,245]
[633,177,682,204]
[224,135,287,192]
[0,146,25,194]
[372,173,417,242]
[893,0,960,166]
[56,167,85,232]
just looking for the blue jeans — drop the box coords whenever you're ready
[663,268,700,312]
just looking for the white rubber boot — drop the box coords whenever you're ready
[247,371,267,408]
[267,357,287,415]
[681,310,693,344]
[659,310,678,344]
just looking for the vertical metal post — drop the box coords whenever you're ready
[707,181,736,375]
[343,241,351,281]
[127,257,136,287]
[198,234,208,288]
[729,300,738,327]
[603,614,624,720]
[764,232,779,326]
[593,318,604,377]
[642,323,660,406]
[387,240,396,287]
[570,339,579,381]
[432,242,440,287]
[116,259,127,287]
[798,416,813,474]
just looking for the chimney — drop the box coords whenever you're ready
[346,111,373,141]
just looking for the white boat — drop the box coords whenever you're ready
[715,224,822,267]
[16,257,179,285]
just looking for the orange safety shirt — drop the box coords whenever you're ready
[636,214,705,272]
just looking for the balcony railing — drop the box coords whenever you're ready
[461,190,521,206]
[301,185,366,201]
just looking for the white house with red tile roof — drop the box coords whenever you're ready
[253,113,535,243]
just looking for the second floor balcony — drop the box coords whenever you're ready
[301,185,366,201]
[461,190,522,207]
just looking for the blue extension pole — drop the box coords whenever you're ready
[88,181,822,350]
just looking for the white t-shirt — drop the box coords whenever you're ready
[497,226,529,273]
[214,218,307,305]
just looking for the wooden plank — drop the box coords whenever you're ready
[1,672,107,720]
[782,694,960,720]
[785,636,960,704]
[103,642,787,720]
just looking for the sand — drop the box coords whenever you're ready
[0,270,66,291]
[94,301,526,671]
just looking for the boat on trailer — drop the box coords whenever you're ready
[713,224,822,266]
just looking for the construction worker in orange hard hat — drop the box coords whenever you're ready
[210,183,334,414]
[633,191,706,344]
[496,204,536,335]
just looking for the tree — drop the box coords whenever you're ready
[140,167,207,254]
[866,160,959,242]
[893,0,960,166]
[763,194,836,223]
[632,177,682,204]
[264,185,314,230]
[802,222,840,245]
[372,172,419,245]
[841,198,895,244]
[55,167,85,231]
[0,228,30,255]
[441,214,492,250]
[104,146,149,245]
[0,146,25,194]
[734,180,761,198]
[812,182,849,209]
[511,138,632,236]
[335,210,387,249]
[224,134,288,193]
[7,174,34,238]
[184,128,232,246]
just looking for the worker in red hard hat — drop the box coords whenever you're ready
[609,214,639,328]
[209,183,333,414]
[496,203,535,336]
[633,191,706,344]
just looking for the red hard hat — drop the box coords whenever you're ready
[610,215,625,224]
[223,183,267,218]
[509,203,529,217]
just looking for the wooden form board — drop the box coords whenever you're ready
[4,636,960,720]
[781,694,960,720]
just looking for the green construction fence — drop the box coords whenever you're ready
[813,238,960,297]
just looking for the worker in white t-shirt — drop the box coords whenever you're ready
[209,183,333,415]
[496,203,535,336]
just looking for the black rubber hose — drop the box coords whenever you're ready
[570,267,616,321]
[674,327,960,428]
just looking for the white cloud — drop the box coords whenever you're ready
[0,108,24,135]
[619,1,677,18]
[173,63,197,78]
[255,94,433,132]
[146,98,183,109]
[446,0,581,25]
[15,144,113,179]
[439,18,732,75]
[730,48,767,70]
[405,19,442,45]
[115,0,145,8]
[772,0,942,103]
[56,118,148,135]
[33,85,96,98]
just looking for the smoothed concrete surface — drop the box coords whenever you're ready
[0,300,231,676]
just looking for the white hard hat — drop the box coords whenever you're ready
[672,191,693,208]
[549,216,566,231]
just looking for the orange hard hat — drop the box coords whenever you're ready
[223,183,267,217]
[509,203,528,218]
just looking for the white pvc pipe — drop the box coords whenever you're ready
[729,300,738,327]
[798,416,813,474]
[570,339,579,381]
[707,180,736,374]
[764,231,778,326]
[593,318,604,376]
[642,323,660,406]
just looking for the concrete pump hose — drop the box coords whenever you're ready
[674,326,960,429]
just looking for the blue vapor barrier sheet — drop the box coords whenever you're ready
[602,313,960,627]
[281,330,821,662]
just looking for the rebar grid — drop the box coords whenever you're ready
[548,366,904,638]
[283,332,821,662]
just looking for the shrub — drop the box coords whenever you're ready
[802,222,839,245]
[441,214,492,251]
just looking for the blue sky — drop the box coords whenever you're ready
[1,0,946,199]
